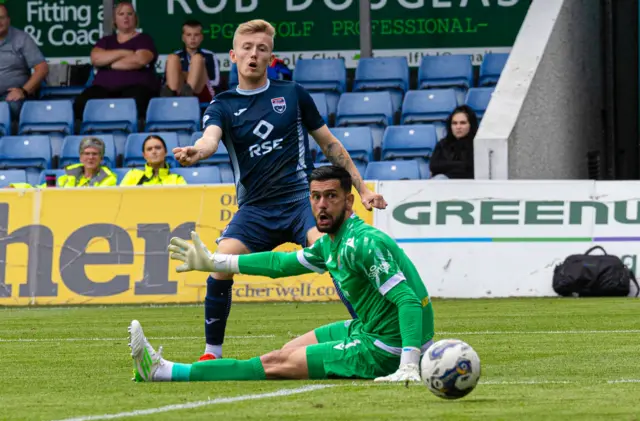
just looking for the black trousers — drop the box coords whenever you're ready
[73,84,158,121]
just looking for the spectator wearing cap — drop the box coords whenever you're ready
[120,135,186,186]
[161,19,220,102]
[57,136,117,187]
[0,3,49,120]
[73,1,159,121]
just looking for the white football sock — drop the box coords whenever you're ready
[153,360,173,381]
[205,344,222,358]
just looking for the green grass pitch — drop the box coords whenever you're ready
[1,298,639,421]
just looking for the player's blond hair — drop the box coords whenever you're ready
[233,19,275,49]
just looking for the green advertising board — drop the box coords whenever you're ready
[4,0,528,69]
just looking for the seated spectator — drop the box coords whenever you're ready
[161,19,220,102]
[268,58,292,81]
[0,3,49,120]
[429,105,478,180]
[73,1,159,120]
[58,137,117,187]
[120,135,186,186]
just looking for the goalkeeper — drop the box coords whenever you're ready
[129,166,435,383]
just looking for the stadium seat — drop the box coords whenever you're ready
[479,53,509,86]
[364,160,420,180]
[111,168,131,184]
[353,57,409,115]
[39,86,85,100]
[335,91,394,151]
[60,135,117,168]
[0,136,53,179]
[309,92,330,126]
[465,87,495,119]
[418,55,473,90]
[0,102,10,137]
[401,89,458,130]
[381,125,437,179]
[123,132,180,168]
[0,169,27,188]
[81,99,138,158]
[317,127,374,164]
[418,55,473,103]
[293,59,346,117]
[18,100,74,160]
[144,97,201,144]
[172,166,222,184]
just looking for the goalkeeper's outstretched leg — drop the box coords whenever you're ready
[128,319,421,383]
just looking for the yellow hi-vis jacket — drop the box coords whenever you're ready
[56,163,117,188]
[119,164,186,186]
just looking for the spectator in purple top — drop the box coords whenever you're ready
[73,2,159,121]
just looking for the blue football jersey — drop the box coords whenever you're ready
[203,79,324,206]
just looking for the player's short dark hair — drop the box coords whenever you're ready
[183,19,203,31]
[309,165,352,194]
[0,3,9,16]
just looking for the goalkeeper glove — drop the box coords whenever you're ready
[168,231,238,273]
[374,347,422,383]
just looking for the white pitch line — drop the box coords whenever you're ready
[2,329,639,344]
[52,384,336,421]
[0,335,275,343]
[439,330,640,335]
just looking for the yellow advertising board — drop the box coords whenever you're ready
[0,183,375,306]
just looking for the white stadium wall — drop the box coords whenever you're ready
[374,180,639,298]
[474,0,604,180]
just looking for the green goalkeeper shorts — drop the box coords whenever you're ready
[305,319,401,379]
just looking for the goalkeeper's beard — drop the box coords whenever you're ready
[316,208,347,234]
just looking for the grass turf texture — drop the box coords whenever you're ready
[1,298,639,421]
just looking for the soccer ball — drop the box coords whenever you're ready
[420,339,481,400]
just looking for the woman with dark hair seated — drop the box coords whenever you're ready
[429,105,478,180]
[120,135,187,186]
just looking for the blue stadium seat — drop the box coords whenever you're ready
[465,87,495,119]
[81,99,138,157]
[0,169,27,187]
[309,92,330,126]
[145,97,201,138]
[317,127,374,164]
[335,92,394,151]
[381,125,437,179]
[364,160,420,180]
[0,136,53,179]
[60,135,117,168]
[353,57,409,115]
[418,55,474,90]
[0,102,11,136]
[18,100,74,159]
[229,63,238,90]
[111,168,131,184]
[123,132,180,168]
[172,166,222,184]
[401,90,458,130]
[293,59,346,118]
[479,53,509,87]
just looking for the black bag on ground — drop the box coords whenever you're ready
[552,245,639,297]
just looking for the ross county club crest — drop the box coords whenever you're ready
[271,97,286,114]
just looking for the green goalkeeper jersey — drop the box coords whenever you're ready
[237,214,435,350]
